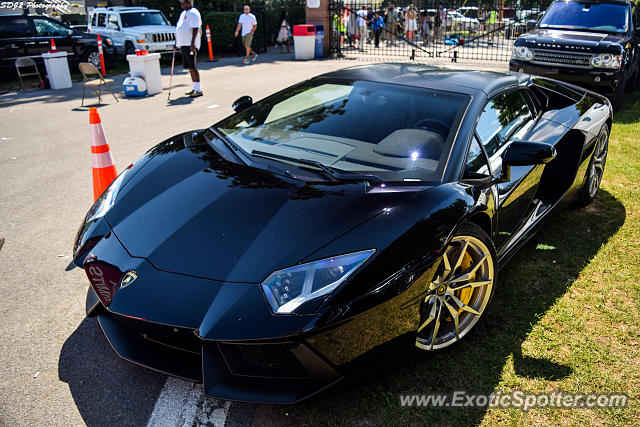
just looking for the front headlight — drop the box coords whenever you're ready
[512,45,533,61]
[591,53,622,69]
[85,167,130,223]
[261,249,375,314]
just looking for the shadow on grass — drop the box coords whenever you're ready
[611,90,640,124]
[274,189,625,426]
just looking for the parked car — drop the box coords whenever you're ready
[510,0,640,110]
[87,6,176,56]
[74,63,612,403]
[447,10,480,33]
[0,14,115,75]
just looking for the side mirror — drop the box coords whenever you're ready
[232,95,253,113]
[500,141,556,182]
[67,29,74,36]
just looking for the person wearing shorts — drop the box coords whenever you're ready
[175,0,202,97]
[235,5,258,64]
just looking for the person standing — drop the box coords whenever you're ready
[433,5,443,42]
[356,5,368,50]
[333,7,345,49]
[276,10,291,54]
[175,0,202,97]
[371,11,385,48]
[366,6,373,44]
[421,11,430,45]
[404,5,417,42]
[385,3,397,43]
[486,8,498,44]
[235,5,258,64]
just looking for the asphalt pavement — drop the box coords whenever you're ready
[0,50,506,426]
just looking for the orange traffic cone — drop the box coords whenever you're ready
[89,108,117,201]
[50,38,58,53]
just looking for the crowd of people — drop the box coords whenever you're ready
[333,3,497,50]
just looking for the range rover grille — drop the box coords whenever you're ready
[532,49,593,68]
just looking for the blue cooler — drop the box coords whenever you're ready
[315,24,324,58]
[122,76,147,97]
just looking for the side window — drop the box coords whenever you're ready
[33,18,69,37]
[475,90,534,158]
[90,13,97,27]
[108,14,120,30]
[464,136,491,179]
[97,13,106,27]
[0,17,32,37]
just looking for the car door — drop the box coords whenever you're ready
[106,13,125,53]
[0,16,35,72]
[474,89,541,252]
[92,12,108,39]
[31,17,74,56]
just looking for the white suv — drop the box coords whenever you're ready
[88,6,176,56]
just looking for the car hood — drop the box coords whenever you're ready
[520,28,626,51]
[122,25,176,35]
[106,136,419,283]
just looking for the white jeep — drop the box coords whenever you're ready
[87,6,176,56]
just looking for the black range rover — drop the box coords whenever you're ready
[510,0,640,110]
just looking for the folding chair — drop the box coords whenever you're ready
[78,62,119,107]
[15,57,43,91]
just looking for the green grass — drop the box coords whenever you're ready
[258,92,640,426]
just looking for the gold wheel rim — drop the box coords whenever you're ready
[415,235,494,351]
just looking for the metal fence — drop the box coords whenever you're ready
[328,0,546,63]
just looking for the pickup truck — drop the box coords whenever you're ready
[87,6,176,56]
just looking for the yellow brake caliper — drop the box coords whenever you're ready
[446,249,474,321]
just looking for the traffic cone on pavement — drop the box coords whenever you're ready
[89,107,117,201]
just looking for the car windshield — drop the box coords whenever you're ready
[214,80,470,183]
[120,12,169,27]
[538,1,629,33]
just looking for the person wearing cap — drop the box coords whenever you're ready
[175,0,203,97]
[371,11,385,48]
[235,5,258,64]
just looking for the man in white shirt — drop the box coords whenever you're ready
[356,5,368,50]
[175,0,202,97]
[234,5,258,64]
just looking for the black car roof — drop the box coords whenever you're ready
[315,63,528,96]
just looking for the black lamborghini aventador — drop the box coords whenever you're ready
[73,64,612,404]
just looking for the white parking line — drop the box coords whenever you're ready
[147,377,231,427]
[206,104,219,109]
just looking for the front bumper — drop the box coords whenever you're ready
[510,60,623,97]
[135,41,175,54]
[91,288,342,403]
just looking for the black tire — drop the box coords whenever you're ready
[415,222,497,351]
[577,124,609,206]
[125,41,136,55]
[611,78,626,111]
[81,48,100,68]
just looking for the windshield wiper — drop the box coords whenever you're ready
[251,150,384,183]
[204,128,299,179]
[206,126,252,164]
